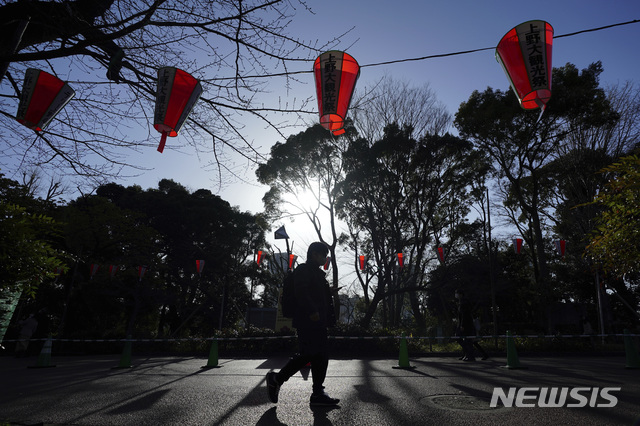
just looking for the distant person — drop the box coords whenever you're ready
[266,242,339,406]
[15,314,38,357]
[455,289,475,362]
[581,317,595,348]
[472,314,489,360]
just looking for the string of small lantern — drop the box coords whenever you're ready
[14,19,639,151]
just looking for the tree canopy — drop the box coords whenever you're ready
[1,177,269,338]
[584,154,640,276]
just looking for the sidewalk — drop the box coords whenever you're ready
[1,354,638,425]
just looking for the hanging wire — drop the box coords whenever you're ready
[362,19,640,68]
[211,19,640,81]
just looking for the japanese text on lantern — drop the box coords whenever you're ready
[323,53,338,113]
[524,23,547,89]
[155,70,171,120]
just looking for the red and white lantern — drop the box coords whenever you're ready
[437,247,445,264]
[138,266,147,281]
[256,250,263,265]
[496,20,554,110]
[16,68,75,131]
[89,264,99,279]
[324,256,331,271]
[555,240,566,257]
[313,51,360,133]
[196,259,205,275]
[109,265,119,278]
[513,238,523,254]
[397,253,404,268]
[359,255,365,271]
[288,254,297,270]
[154,67,202,153]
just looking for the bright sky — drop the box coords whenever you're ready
[7,1,640,263]
[116,0,640,257]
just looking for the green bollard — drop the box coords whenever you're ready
[623,329,640,369]
[113,335,133,369]
[502,331,526,369]
[28,336,56,368]
[392,335,415,370]
[202,339,221,369]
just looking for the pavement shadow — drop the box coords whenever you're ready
[256,407,287,425]
[310,405,340,426]
[107,389,172,415]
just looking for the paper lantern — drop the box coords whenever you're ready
[256,251,263,265]
[289,254,297,270]
[313,51,360,132]
[359,255,365,271]
[397,253,404,268]
[196,259,205,275]
[154,67,202,153]
[324,256,332,271]
[138,266,147,281]
[555,240,566,257]
[89,264,99,279]
[437,247,445,264]
[496,20,553,110]
[513,238,523,254]
[16,68,75,131]
[109,265,119,278]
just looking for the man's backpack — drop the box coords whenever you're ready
[281,269,296,318]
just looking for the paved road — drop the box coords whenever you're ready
[1,353,638,425]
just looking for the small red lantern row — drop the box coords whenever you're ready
[87,264,146,279]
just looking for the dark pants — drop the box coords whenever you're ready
[458,336,475,359]
[276,327,329,394]
[473,340,488,358]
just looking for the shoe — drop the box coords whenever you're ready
[310,391,340,406]
[266,372,281,403]
[463,357,476,362]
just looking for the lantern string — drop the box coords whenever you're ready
[206,19,640,81]
[359,19,640,69]
[360,47,495,68]
[553,19,640,39]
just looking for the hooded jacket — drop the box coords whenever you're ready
[292,261,336,329]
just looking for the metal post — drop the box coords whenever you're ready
[595,270,605,345]
[487,189,498,347]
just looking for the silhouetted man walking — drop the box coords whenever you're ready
[266,242,339,406]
